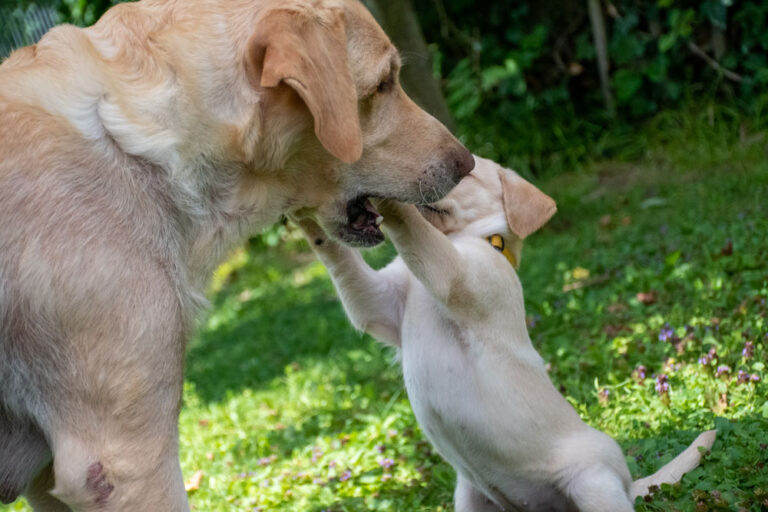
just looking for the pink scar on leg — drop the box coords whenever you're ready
[86,462,114,505]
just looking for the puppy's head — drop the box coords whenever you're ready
[244,1,473,247]
[419,156,557,267]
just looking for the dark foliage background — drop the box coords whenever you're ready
[410,0,768,172]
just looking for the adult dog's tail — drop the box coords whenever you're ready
[630,430,717,499]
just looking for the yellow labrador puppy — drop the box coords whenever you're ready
[0,0,473,510]
[295,156,716,512]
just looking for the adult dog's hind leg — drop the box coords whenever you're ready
[48,423,188,512]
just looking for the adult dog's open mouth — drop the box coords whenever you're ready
[339,195,385,247]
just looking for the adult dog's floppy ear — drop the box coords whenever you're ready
[246,8,363,163]
[499,168,557,239]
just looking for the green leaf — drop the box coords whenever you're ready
[658,33,677,53]
[613,69,644,103]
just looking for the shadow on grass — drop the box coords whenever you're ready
[185,241,397,405]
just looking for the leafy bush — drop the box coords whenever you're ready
[415,0,768,175]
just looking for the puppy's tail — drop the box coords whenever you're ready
[630,430,717,499]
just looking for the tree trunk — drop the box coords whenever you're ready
[587,0,615,116]
[363,0,456,131]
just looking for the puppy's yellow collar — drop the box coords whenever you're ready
[487,234,517,267]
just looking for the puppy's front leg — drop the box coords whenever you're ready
[377,201,466,307]
[292,217,405,346]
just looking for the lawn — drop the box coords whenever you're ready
[4,114,768,511]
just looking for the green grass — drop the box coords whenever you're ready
[4,111,768,511]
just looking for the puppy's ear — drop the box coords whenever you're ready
[499,168,557,239]
[246,8,363,163]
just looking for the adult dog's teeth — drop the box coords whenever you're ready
[375,216,384,225]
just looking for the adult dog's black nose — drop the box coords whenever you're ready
[450,146,475,181]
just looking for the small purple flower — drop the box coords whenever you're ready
[658,324,675,342]
[376,444,386,454]
[751,374,761,383]
[699,347,718,367]
[664,358,682,373]
[312,477,325,485]
[598,388,610,404]
[655,374,669,395]
[339,470,352,482]
[634,365,647,382]
[716,365,730,377]
[328,460,337,469]
[379,458,395,469]
[737,370,749,384]
[743,341,755,359]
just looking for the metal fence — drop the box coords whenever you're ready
[0,4,59,59]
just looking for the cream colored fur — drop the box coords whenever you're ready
[0,0,473,510]
[296,156,716,512]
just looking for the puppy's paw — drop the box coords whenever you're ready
[372,199,418,228]
[290,216,328,246]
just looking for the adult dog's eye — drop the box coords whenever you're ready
[377,76,395,94]
[422,205,449,216]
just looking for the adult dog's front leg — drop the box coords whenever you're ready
[293,217,405,346]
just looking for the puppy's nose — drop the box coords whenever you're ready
[449,146,475,180]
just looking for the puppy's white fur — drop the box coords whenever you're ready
[296,156,716,512]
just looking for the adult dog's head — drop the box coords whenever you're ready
[75,0,472,247]
[240,0,474,246]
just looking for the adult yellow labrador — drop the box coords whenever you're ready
[0,0,473,509]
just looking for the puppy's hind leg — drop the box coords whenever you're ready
[566,468,634,512]
[454,476,505,512]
